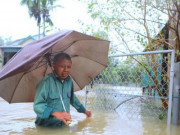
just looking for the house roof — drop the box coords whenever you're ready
[0,46,22,53]
[7,36,35,47]
[0,34,44,48]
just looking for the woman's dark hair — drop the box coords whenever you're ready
[53,53,72,64]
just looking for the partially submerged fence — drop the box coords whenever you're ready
[76,50,175,125]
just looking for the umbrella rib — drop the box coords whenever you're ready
[34,57,46,70]
[71,55,108,67]
[34,48,53,76]
[70,74,83,90]
[9,61,46,103]
[60,39,108,67]
[9,60,48,103]
[26,63,47,74]
[31,52,51,71]
[43,48,54,76]
[28,51,53,73]
[46,39,108,67]
[26,52,52,73]
[9,73,25,103]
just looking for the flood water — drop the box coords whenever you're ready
[0,97,180,135]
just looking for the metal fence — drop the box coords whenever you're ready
[75,50,175,125]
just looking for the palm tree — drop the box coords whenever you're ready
[20,0,60,38]
[41,0,62,36]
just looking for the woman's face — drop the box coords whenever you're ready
[53,58,72,80]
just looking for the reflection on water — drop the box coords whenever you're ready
[0,97,180,135]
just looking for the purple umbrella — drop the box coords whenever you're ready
[0,30,110,103]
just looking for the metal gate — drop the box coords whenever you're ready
[75,50,175,125]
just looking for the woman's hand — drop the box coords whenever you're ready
[51,111,72,125]
[84,110,91,117]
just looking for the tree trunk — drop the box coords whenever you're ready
[161,24,169,97]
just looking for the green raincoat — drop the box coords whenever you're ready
[33,72,86,127]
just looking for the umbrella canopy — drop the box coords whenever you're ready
[0,30,109,103]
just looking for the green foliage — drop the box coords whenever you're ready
[176,50,180,59]
[0,37,4,46]
[158,114,164,120]
[95,56,144,85]
[0,36,12,46]
[78,0,180,88]
[79,0,177,53]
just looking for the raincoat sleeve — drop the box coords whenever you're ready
[33,78,55,119]
[70,84,86,113]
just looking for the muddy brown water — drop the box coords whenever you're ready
[0,98,180,135]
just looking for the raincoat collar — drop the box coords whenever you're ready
[53,71,70,83]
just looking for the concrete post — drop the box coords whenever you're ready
[172,62,180,125]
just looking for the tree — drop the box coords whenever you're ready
[0,36,12,46]
[80,0,180,58]
[0,37,4,46]
[20,0,61,38]
[79,0,180,108]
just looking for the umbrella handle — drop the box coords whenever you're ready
[54,79,67,112]
[54,75,72,125]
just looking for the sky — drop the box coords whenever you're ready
[0,0,90,40]
[0,0,165,52]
